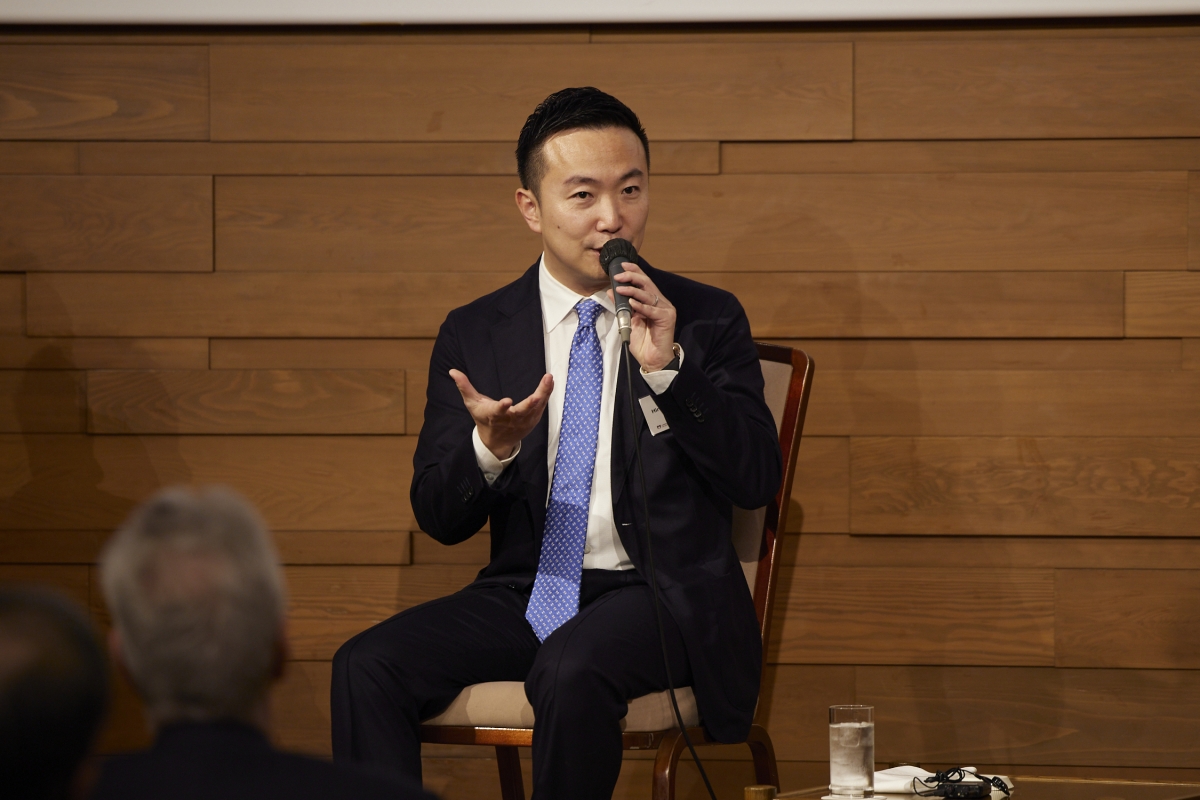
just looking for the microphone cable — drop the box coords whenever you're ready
[621,340,720,800]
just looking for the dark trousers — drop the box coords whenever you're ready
[331,569,692,800]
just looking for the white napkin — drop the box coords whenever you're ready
[873,766,1013,795]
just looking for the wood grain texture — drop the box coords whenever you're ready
[699,272,1124,339]
[271,660,333,755]
[412,531,491,566]
[0,371,84,433]
[723,139,1200,174]
[855,38,1200,140]
[215,176,539,272]
[1056,570,1200,669]
[591,22,1200,43]
[850,437,1200,537]
[407,369,427,436]
[0,176,212,272]
[0,564,89,607]
[26,272,515,338]
[210,42,851,141]
[806,370,1200,437]
[793,533,1200,571]
[80,140,717,176]
[647,173,1185,273]
[0,275,20,335]
[0,142,76,173]
[1191,171,1199,270]
[785,436,849,534]
[769,566,1055,666]
[284,564,481,659]
[858,665,1200,767]
[0,530,108,564]
[211,339,433,370]
[771,338,1182,371]
[0,336,208,369]
[1126,272,1200,336]
[1185,339,1200,369]
[0,45,208,140]
[0,434,416,531]
[87,369,406,434]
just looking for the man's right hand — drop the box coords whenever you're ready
[449,369,554,460]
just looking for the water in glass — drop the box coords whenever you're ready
[829,721,874,797]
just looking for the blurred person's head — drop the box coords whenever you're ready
[0,586,109,800]
[99,486,288,731]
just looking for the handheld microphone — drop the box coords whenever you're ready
[600,238,638,343]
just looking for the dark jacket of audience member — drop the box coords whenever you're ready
[90,485,435,800]
[0,586,109,800]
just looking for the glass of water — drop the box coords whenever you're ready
[829,705,874,798]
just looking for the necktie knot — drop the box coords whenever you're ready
[576,299,602,329]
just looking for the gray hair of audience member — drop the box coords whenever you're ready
[99,486,287,726]
[0,585,109,800]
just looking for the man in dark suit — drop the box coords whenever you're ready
[332,87,781,800]
[91,486,435,800]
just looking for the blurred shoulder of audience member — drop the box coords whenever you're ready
[0,585,109,800]
[92,485,436,800]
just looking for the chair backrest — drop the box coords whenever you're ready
[730,344,814,664]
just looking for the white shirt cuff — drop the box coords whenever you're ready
[640,344,684,395]
[473,427,520,485]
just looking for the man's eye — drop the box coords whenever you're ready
[622,186,639,195]
[574,191,591,199]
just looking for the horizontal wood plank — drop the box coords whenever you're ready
[0,563,89,607]
[1185,339,1200,369]
[850,437,1200,537]
[0,142,76,173]
[1056,570,1200,669]
[26,272,516,337]
[80,140,718,176]
[87,369,406,435]
[211,339,433,370]
[0,434,415,531]
[651,172,1186,273]
[0,45,208,140]
[806,370,1200,436]
[723,139,1200,174]
[1192,171,1200,271]
[407,369,428,436]
[0,176,212,272]
[0,336,208,369]
[0,370,84,433]
[769,566,1055,666]
[210,42,851,141]
[859,665,1200,767]
[855,38,1200,140]
[284,564,481,659]
[773,338,1182,371]
[786,436,849,534]
[1126,272,1200,336]
[0,275,20,335]
[412,531,491,566]
[271,659,333,755]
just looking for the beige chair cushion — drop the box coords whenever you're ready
[423,681,700,731]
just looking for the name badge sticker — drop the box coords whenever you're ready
[638,395,671,436]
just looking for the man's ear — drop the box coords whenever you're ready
[515,186,542,234]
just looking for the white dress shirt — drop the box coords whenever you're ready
[472,255,680,570]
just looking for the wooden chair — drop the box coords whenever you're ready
[420,343,815,800]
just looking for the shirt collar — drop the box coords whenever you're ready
[538,254,615,334]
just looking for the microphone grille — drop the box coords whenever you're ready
[600,239,639,274]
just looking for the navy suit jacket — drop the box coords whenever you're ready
[410,259,782,741]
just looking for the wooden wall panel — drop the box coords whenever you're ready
[271,660,333,755]
[1191,171,1199,271]
[769,566,1055,666]
[855,38,1200,140]
[26,272,515,338]
[215,176,537,272]
[0,176,212,272]
[0,370,84,433]
[210,43,851,141]
[648,173,1185,273]
[1185,339,1200,370]
[0,434,415,531]
[412,531,491,566]
[0,142,77,173]
[805,370,1200,437]
[87,369,406,434]
[1126,272,1200,336]
[0,45,209,140]
[0,337,208,369]
[859,665,1200,768]
[211,339,433,370]
[0,275,21,335]
[407,369,428,436]
[0,564,89,607]
[785,436,849,534]
[1056,570,1200,670]
[850,437,1200,537]
[80,140,718,176]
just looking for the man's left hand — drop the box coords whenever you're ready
[610,262,676,371]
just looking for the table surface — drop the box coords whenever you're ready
[779,777,1200,800]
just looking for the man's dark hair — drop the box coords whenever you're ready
[516,87,650,195]
[0,586,109,800]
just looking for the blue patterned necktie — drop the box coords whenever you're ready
[525,299,605,642]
